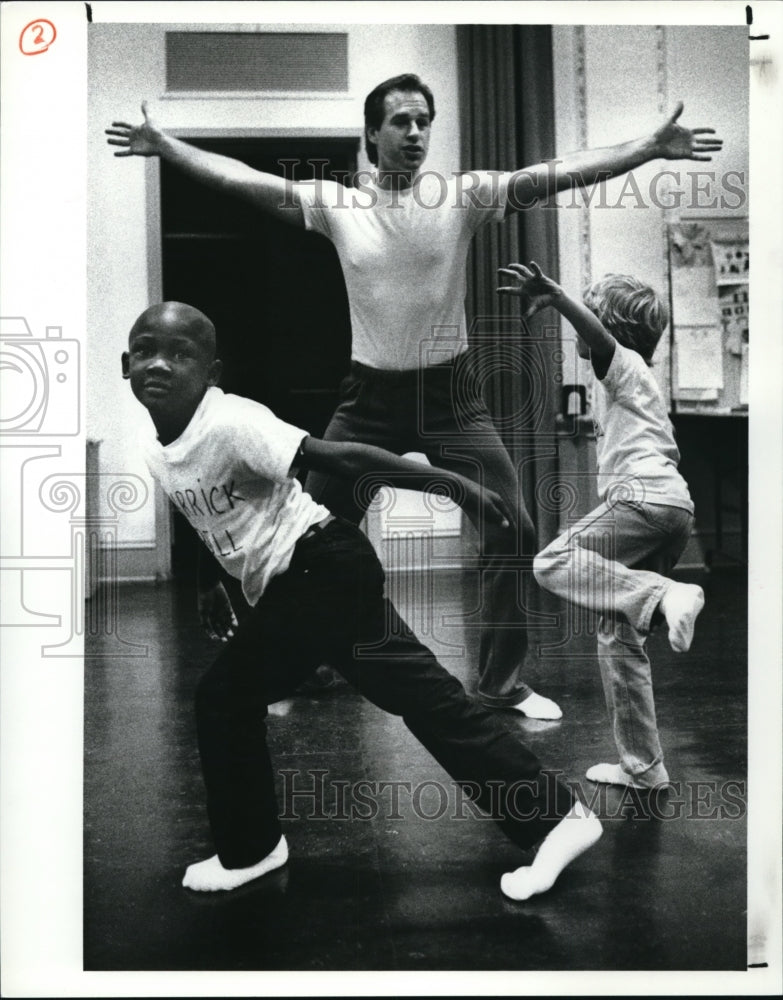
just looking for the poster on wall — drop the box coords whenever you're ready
[668,218,749,410]
[711,239,750,285]
[720,285,749,355]
[674,325,724,390]
[670,263,718,326]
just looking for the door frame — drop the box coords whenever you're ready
[145,127,363,577]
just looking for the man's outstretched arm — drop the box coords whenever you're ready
[504,102,723,215]
[106,101,305,227]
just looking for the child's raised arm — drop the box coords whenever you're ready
[498,261,616,378]
[296,438,512,533]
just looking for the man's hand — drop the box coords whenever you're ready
[497,261,562,320]
[652,102,723,162]
[105,101,162,157]
[198,581,238,642]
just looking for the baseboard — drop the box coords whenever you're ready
[95,528,746,587]
[93,543,170,587]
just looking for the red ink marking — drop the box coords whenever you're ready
[19,19,57,55]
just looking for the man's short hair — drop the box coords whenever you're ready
[583,274,669,363]
[363,73,436,166]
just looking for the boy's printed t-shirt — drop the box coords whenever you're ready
[143,387,329,606]
[591,342,694,513]
[296,172,507,371]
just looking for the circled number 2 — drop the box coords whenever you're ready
[19,19,57,55]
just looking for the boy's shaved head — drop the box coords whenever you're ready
[123,301,223,444]
[129,301,217,358]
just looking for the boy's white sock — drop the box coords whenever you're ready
[500,800,602,902]
[512,691,563,721]
[659,582,705,653]
[182,835,288,892]
[585,762,646,789]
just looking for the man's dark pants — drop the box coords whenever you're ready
[305,350,539,707]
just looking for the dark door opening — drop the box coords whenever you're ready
[160,137,357,578]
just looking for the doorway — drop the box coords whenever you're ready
[159,136,358,578]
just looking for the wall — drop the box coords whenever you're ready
[552,24,749,563]
[553,24,748,378]
[88,21,461,578]
[91,23,749,578]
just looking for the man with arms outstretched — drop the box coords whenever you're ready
[107,74,721,718]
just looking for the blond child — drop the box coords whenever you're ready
[498,262,704,789]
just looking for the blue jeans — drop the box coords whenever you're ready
[304,352,538,707]
[195,518,574,869]
[534,499,693,786]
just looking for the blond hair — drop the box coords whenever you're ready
[583,274,669,362]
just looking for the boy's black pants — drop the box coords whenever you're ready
[195,518,574,870]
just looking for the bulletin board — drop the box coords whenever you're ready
[667,216,749,415]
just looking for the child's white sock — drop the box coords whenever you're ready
[512,691,563,721]
[585,762,646,789]
[182,835,288,892]
[499,800,602,902]
[659,582,705,653]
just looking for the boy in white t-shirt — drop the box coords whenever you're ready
[121,300,602,899]
[498,263,705,790]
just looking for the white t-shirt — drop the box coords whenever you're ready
[297,172,508,370]
[591,343,694,512]
[142,387,329,605]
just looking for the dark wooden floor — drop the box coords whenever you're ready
[84,565,747,972]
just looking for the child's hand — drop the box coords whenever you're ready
[497,261,562,320]
[106,101,163,157]
[197,581,238,642]
[459,480,513,531]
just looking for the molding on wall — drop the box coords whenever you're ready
[655,24,668,116]
[656,24,671,303]
[655,23,674,406]
[168,127,364,139]
[162,92,355,103]
[96,544,162,584]
[574,24,592,289]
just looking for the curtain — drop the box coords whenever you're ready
[457,24,562,551]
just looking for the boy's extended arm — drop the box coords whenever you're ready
[498,261,616,377]
[296,438,512,531]
[106,102,305,226]
[504,102,723,215]
[197,545,238,641]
